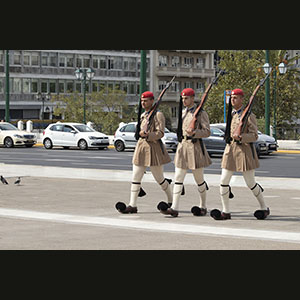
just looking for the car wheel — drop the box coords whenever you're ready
[115,140,125,152]
[78,139,88,150]
[43,138,53,149]
[4,137,14,148]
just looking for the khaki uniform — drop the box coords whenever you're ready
[132,111,171,167]
[174,105,212,170]
[221,110,259,172]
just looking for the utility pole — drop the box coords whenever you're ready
[265,50,270,135]
[5,50,10,122]
[140,50,147,96]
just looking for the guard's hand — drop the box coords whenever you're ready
[139,130,149,138]
[186,128,195,137]
[233,133,242,141]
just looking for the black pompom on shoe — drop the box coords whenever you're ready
[191,206,207,216]
[254,208,270,220]
[157,201,169,212]
[115,202,126,213]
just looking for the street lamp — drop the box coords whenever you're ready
[263,62,287,140]
[75,68,95,124]
[36,92,51,124]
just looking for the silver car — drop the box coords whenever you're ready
[113,122,178,152]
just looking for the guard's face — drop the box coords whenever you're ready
[231,94,243,110]
[141,97,154,111]
[182,96,194,108]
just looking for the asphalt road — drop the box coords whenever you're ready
[0,146,300,178]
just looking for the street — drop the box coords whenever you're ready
[0,147,300,178]
[1,147,300,250]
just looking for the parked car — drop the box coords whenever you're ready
[210,123,268,157]
[258,131,278,154]
[202,127,226,156]
[114,122,178,152]
[43,122,109,150]
[0,122,37,148]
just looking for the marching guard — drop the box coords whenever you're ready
[158,88,212,217]
[115,91,172,214]
[210,88,270,220]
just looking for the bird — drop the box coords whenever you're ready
[0,175,9,185]
[14,177,21,185]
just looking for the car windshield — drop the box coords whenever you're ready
[0,123,18,131]
[73,125,95,132]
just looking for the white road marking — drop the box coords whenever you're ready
[1,208,300,244]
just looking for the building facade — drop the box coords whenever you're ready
[0,50,150,121]
[150,50,216,127]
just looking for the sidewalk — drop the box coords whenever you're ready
[1,164,300,250]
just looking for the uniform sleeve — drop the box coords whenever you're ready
[241,113,258,143]
[193,110,211,139]
[146,111,165,142]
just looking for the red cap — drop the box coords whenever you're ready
[231,89,244,96]
[181,88,195,97]
[141,91,154,99]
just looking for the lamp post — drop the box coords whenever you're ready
[75,68,95,124]
[36,92,51,124]
[140,50,147,97]
[265,50,270,135]
[5,50,10,122]
[263,62,287,140]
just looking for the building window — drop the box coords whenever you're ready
[49,80,56,93]
[66,81,74,93]
[49,53,57,67]
[158,80,167,91]
[23,52,31,66]
[41,81,48,93]
[67,55,74,68]
[59,56,66,67]
[183,57,193,68]
[59,81,65,93]
[31,52,40,66]
[0,51,3,65]
[171,81,179,92]
[12,78,21,93]
[171,56,180,67]
[108,57,114,69]
[32,79,38,93]
[196,82,205,93]
[159,55,168,67]
[184,81,193,89]
[196,57,205,69]
[23,79,30,93]
[13,51,21,65]
[171,106,177,118]
[99,56,106,69]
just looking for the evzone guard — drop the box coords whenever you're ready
[115,91,172,214]
[157,88,212,217]
[210,88,270,220]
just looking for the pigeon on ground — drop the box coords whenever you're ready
[0,175,9,185]
[14,177,21,185]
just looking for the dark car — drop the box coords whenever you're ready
[210,123,268,157]
[202,127,226,156]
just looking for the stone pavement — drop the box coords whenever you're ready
[1,164,300,250]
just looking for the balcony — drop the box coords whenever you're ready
[156,66,215,78]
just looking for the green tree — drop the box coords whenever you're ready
[52,88,132,135]
[207,50,300,135]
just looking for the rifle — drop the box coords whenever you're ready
[187,69,225,133]
[135,76,175,140]
[233,69,272,143]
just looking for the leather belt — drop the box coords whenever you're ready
[182,135,194,140]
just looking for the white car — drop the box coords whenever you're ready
[0,122,37,148]
[114,122,178,152]
[43,122,109,150]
